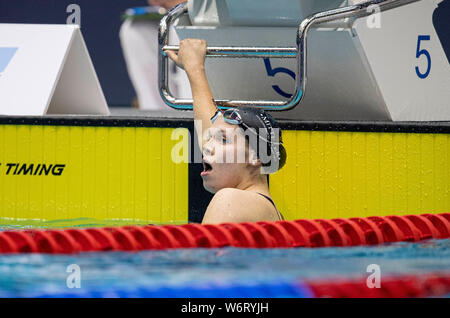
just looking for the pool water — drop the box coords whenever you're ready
[0,237,449,297]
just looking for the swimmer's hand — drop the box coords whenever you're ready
[165,38,207,74]
[166,38,215,150]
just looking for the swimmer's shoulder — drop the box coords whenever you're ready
[201,188,278,224]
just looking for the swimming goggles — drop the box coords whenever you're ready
[211,108,244,126]
[210,108,282,147]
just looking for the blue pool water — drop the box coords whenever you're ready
[0,238,449,297]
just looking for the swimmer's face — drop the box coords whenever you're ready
[201,116,259,193]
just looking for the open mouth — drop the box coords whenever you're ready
[201,160,213,176]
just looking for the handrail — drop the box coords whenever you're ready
[159,0,421,111]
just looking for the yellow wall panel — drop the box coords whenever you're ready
[271,130,450,220]
[68,126,83,220]
[350,132,367,218]
[0,125,188,225]
[148,129,162,222]
[366,132,380,218]
[42,126,57,221]
[392,133,408,214]
[3,125,17,218]
[134,128,149,222]
[1,122,448,225]
[81,126,96,219]
[406,133,421,215]
[324,132,339,219]
[55,126,70,220]
[378,133,394,216]
[93,127,109,220]
[420,134,435,213]
[108,127,122,219]
[434,134,448,212]
[121,127,136,221]
[162,129,175,223]
[310,131,325,218]
[296,131,311,219]
[17,125,30,219]
[29,125,44,221]
[337,132,352,219]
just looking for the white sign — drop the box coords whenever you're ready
[0,24,109,115]
[352,0,450,121]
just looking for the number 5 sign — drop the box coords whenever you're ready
[263,58,295,98]
[415,35,431,79]
[352,0,450,121]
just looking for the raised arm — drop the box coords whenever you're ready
[165,39,216,149]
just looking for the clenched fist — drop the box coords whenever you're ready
[165,39,207,74]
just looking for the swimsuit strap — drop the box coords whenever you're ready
[257,193,276,208]
[257,193,284,221]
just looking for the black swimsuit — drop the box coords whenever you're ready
[257,193,284,221]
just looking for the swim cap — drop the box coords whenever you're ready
[221,107,287,174]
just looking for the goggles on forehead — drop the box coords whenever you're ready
[210,108,282,147]
[211,108,242,126]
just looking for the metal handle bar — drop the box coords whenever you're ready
[158,0,421,111]
[162,45,297,58]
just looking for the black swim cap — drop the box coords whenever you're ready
[230,107,287,174]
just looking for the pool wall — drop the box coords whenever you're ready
[0,114,449,225]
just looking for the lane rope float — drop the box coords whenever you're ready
[0,213,449,254]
